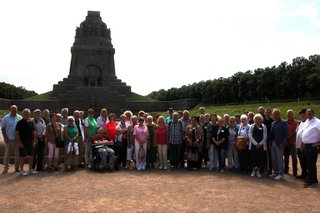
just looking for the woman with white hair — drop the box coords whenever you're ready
[64,116,79,171]
[249,114,267,177]
[237,114,251,174]
[155,116,168,169]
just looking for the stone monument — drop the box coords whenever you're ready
[52,11,131,112]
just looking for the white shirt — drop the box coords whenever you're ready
[296,120,307,148]
[302,117,320,144]
[116,122,127,142]
[248,123,267,150]
[96,116,109,128]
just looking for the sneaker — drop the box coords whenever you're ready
[163,165,167,170]
[159,165,163,170]
[269,173,277,178]
[251,170,256,177]
[274,175,283,181]
[19,170,28,176]
[2,167,8,175]
[256,171,262,178]
[137,167,141,171]
[209,167,213,171]
[28,169,38,175]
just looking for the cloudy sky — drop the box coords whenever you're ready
[1,0,320,96]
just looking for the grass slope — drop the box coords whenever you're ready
[25,91,53,100]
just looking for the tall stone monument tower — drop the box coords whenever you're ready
[52,11,131,111]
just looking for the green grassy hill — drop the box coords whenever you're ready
[25,91,53,100]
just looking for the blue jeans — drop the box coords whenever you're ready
[217,148,227,170]
[272,142,284,175]
[284,144,297,175]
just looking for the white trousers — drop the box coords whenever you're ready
[67,142,79,155]
[135,141,147,169]
[227,143,239,169]
[157,144,168,166]
[209,144,218,169]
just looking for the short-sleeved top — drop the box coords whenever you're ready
[105,121,118,141]
[0,113,22,140]
[238,124,251,145]
[97,116,109,128]
[16,119,34,144]
[166,116,172,124]
[85,117,97,138]
[287,119,298,145]
[155,125,168,145]
[134,125,149,144]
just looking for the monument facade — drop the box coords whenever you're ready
[52,11,131,112]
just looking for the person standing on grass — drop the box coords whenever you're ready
[237,114,251,174]
[227,116,239,171]
[212,117,229,173]
[263,108,274,175]
[31,109,46,171]
[269,108,288,181]
[284,109,298,176]
[16,108,38,176]
[296,109,308,179]
[301,109,320,188]
[1,105,22,174]
[168,112,184,169]
[249,114,267,178]
[155,116,168,169]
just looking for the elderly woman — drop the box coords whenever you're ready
[227,116,239,171]
[185,116,203,170]
[116,114,128,168]
[146,116,157,168]
[84,109,97,167]
[124,110,133,126]
[133,117,149,170]
[237,114,251,174]
[126,116,138,168]
[249,114,267,177]
[97,108,109,128]
[208,114,219,170]
[64,116,79,171]
[212,117,229,173]
[155,116,168,169]
[105,113,118,142]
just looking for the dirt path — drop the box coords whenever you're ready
[0,163,319,213]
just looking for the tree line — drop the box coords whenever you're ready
[148,55,320,104]
[0,82,37,99]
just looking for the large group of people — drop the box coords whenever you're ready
[1,105,319,188]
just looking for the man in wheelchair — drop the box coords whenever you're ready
[91,127,116,171]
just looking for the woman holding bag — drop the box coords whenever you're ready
[64,116,79,171]
[133,117,149,171]
[45,113,62,172]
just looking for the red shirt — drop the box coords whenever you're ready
[105,121,118,141]
[155,125,168,145]
[287,119,298,145]
[91,133,111,143]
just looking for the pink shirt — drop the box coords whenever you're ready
[155,125,167,145]
[133,125,149,144]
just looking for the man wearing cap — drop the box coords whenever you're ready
[31,109,46,171]
[301,109,320,188]
[296,109,308,179]
[1,105,22,174]
[166,108,174,124]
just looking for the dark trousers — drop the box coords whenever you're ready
[267,145,273,174]
[251,146,266,169]
[147,146,157,165]
[304,144,319,184]
[169,144,181,167]
[284,144,297,175]
[200,143,209,166]
[297,148,308,177]
[180,141,186,168]
[115,140,127,167]
[32,138,45,171]
[217,148,227,170]
[238,146,250,172]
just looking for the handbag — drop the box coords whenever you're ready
[138,144,145,163]
[52,124,64,148]
[236,137,247,151]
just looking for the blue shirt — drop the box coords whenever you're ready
[168,121,183,145]
[270,119,289,145]
[0,113,22,140]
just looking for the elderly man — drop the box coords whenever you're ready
[269,108,288,180]
[296,109,308,179]
[16,108,38,176]
[284,109,298,176]
[31,109,46,171]
[180,110,191,168]
[168,112,184,169]
[301,109,320,188]
[1,105,22,174]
